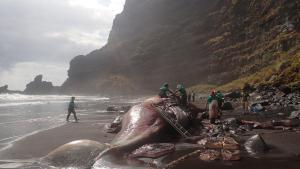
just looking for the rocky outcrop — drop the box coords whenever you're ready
[24,75,60,94]
[252,85,300,111]
[0,85,8,93]
[62,0,300,94]
[0,85,22,94]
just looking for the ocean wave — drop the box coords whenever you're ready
[0,101,45,107]
[0,94,110,107]
[0,116,64,125]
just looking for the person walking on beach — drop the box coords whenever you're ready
[66,96,78,122]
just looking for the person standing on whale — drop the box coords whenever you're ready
[175,84,188,108]
[66,96,78,122]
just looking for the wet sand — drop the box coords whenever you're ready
[172,156,300,169]
[0,112,116,160]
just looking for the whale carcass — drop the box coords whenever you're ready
[94,96,198,165]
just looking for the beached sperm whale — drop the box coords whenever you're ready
[95,96,196,160]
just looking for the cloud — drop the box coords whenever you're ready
[0,0,125,90]
[0,62,68,90]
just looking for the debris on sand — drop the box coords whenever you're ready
[199,149,221,161]
[197,136,239,150]
[104,115,122,133]
[221,149,241,161]
[130,143,175,158]
[196,136,241,162]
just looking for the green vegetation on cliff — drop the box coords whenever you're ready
[217,49,300,92]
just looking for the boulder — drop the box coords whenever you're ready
[243,83,255,92]
[250,103,265,113]
[223,118,240,129]
[225,91,241,99]
[34,75,43,82]
[288,110,300,119]
[24,75,59,94]
[244,134,268,156]
[222,102,234,110]
[121,106,132,113]
[255,95,263,100]
[260,101,270,106]
[106,106,119,112]
[0,85,8,93]
[279,85,292,94]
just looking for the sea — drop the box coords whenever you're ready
[0,94,145,158]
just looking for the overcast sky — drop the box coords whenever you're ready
[0,0,125,90]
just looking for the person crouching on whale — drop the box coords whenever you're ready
[66,96,78,122]
[158,82,174,98]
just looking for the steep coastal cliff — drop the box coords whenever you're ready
[62,0,300,94]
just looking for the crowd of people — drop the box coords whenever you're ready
[158,82,252,124]
[66,83,251,123]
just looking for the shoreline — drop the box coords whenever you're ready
[0,122,64,152]
[0,111,116,160]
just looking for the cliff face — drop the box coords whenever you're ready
[0,85,8,93]
[62,0,300,94]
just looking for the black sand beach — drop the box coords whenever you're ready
[0,113,115,160]
[0,95,300,169]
